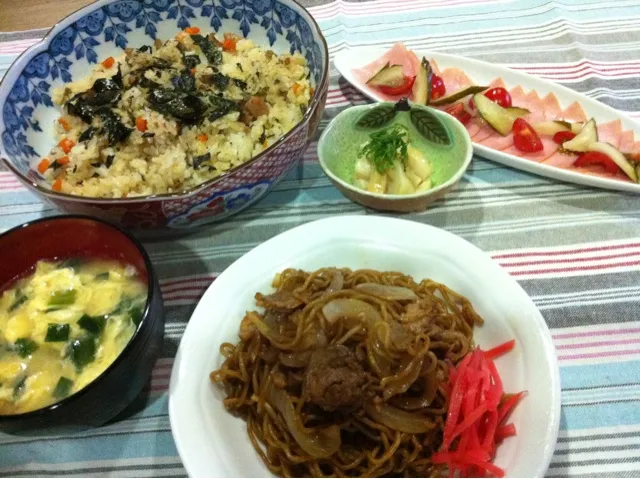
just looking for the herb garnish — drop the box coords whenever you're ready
[359,124,409,174]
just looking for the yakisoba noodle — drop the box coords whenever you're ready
[210,268,483,477]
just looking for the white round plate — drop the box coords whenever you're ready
[169,215,560,478]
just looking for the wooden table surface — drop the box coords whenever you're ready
[0,0,94,32]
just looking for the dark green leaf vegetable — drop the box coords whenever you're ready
[130,308,143,326]
[192,152,211,169]
[172,72,197,92]
[69,335,97,369]
[14,338,38,358]
[48,289,77,308]
[98,110,133,146]
[360,124,409,174]
[355,104,397,129]
[95,272,110,281]
[191,34,222,65]
[77,314,107,334]
[45,323,70,342]
[148,89,207,123]
[65,69,123,124]
[233,78,247,90]
[201,72,230,90]
[8,294,27,312]
[206,94,237,121]
[13,376,26,399]
[105,155,115,168]
[183,53,201,70]
[60,258,84,270]
[409,109,451,146]
[141,132,155,138]
[78,126,97,142]
[53,377,74,398]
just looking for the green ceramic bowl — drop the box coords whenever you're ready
[318,102,473,212]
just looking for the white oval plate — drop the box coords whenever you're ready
[169,216,560,478]
[334,47,640,194]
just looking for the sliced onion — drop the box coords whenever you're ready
[323,270,344,296]
[388,320,414,350]
[249,312,293,349]
[381,354,424,401]
[322,298,382,326]
[364,401,435,433]
[355,283,417,301]
[267,385,341,458]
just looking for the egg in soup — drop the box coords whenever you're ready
[0,259,147,415]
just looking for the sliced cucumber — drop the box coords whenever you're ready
[412,58,431,106]
[366,64,405,88]
[473,93,528,136]
[505,107,531,116]
[532,121,571,136]
[570,122,584,134]
[562,119,598,152]
[429,85,488,106]
[588,142,638,182]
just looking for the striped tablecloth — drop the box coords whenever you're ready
[1,0,640,476]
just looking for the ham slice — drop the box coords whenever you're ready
[560,101,587,123]
[619,130,635,153]
[508,86,527,109]
[596,120,622,149]
[429,58,442,77]
[440,67,473,95]
[542,150,579,168]
[352,43,421,100]
[540,92,562,121]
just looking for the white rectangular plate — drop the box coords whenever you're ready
[334,47,640,194]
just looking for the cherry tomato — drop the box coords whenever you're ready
[469,87,512,109]
[430,75,446,100]
[574,151,620,175]
[513,118,543,153]
[552,130,576,144]
[377,76,416,96]
[485,87,512,108]
[444,103,472,126]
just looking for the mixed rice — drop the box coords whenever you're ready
[38,30,312,198]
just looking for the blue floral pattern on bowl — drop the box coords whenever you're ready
[0,0,328,230]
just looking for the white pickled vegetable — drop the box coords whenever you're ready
[387,161,414,195]
[406,170,422,188]
[407,145,432,180]
[354,178,368,190]
[416,178,433,192]
[355,156,372,179]
[367,170,387,194]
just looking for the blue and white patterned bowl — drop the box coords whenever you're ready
[0,0,328,231]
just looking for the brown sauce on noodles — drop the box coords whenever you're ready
[210,268,484,477]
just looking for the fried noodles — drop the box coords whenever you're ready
[210,268,484,477]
